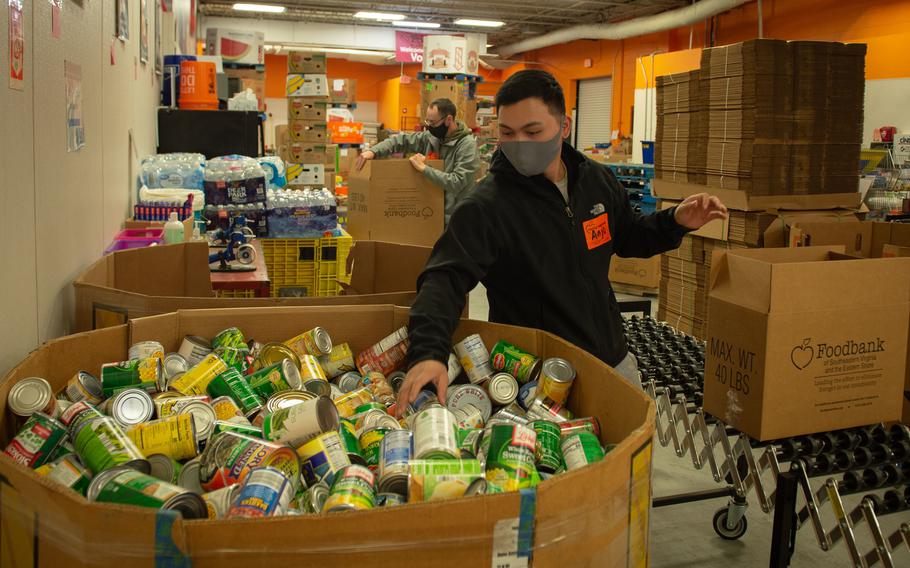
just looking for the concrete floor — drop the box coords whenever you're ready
[467,285,907,567]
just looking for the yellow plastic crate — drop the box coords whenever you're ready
[214,288,257,299]
[261,230,353,297]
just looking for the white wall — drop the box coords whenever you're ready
[863,78,910,146]
[1,0,161,375]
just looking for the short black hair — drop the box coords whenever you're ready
[495,70,566,117]
[429,98,457,119]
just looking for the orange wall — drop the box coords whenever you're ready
[264,55,419,100]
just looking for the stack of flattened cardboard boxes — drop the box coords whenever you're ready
[655,70,705,184]
[285,51,330,189]
[420,79,478,129]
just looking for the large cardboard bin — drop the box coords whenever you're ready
[74,241,431,331]
[704,246,910,440]
[0,306,655,567]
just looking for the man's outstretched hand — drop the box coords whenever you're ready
[673,192,729,230]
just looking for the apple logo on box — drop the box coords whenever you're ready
[790,338,814,371]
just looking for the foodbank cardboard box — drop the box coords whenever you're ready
[609,256,660,289]
[704,246,910,440]
[348,159,445,247]
[1,305,654,567]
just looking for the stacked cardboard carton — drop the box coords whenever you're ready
[285,51,330,188]
[420,79,478,129]
[655,70,705,184]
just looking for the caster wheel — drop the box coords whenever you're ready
[713,507,748,540]
[236,244,256,265]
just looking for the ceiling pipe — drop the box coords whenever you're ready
[499,0,751,57]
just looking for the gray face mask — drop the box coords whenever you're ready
[499,128,564,177]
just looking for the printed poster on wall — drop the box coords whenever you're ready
[117,0,129,41]
[65,61,86,152]
[395,30,428,63]
[8,0,24,90]
[140,0,149,63]
[51,0,62,39]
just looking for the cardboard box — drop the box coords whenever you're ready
[882,244,910,258]
[1,305,654,566]
[328,122,364,145]
[275,124,289,148]
[289,142,327,165]
[327,78,357,104]
[336,145,361,174]
[205,28,264,65]
[348,159,445,247]
[289,97,328,121]
[609,256,661,289]
[653,179,863,212]
[288,51,327,74]
[422,35,481,75]
[286,74,328,98]
[73,241,435,331]
[703,246,910,440]
[289,120,327,144]
[286,163,326,186]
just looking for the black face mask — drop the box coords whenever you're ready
[427,120,449,140]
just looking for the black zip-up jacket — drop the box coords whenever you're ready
[406,142,690,370]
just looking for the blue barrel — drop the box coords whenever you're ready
[162,55,196,107]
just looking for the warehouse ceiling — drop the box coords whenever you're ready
[199,0,692,46]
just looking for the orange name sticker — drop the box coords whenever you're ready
[583,213,611,250]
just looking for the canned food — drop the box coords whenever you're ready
[212,327,247,351]
[489,340,542,384]
[73,416,150,474]
[177,457,205,494]
[228,466,295,518]
[59,400,105,433]
[454,334,495,384]
[246,359,301,399]
[297,431,351,487]
[459,428,483,459]
[127,414,198,460]
[338,419,367,466]
[489,402,530,426]
[170,353,228,396]
[109,388,155,428]
[178,401,218,447]
[285,327,333,358]
[531,420,563,474]
[210,396,248,423]
[561,432,605,471]
[299,482,330,514]
[413,406,459,459]
[101,357,164,396]
[56,398,73,416]
[446,384,492,423]
[213,420,263,438]
[199,431,300,492]
[201,484,241,519]
[154,394,211,418]
[356,327,409,376]
[179,335,213,367]
[465,478,488,497]
[163,353,189,380]
[47,438,76,463]
[36,454,92,495]
[214,346,250,373]
[87,466,207,519]
[354,401,387,415]
[329,384,343,400]
[387,371,406,394]
[3,412,68,468]
[299,355,331,397]
[261,396,339,447]
[378,429,412,495]
[537,358,576,406]
[333,387,375,419]
[487,373,520,406]
[8,377,57,418]
[147,453,183,484]
[265,390,317,413]
[318,343,356,378]
[446,352,463,384]
[452,404,484,430]
[559,417,601,439]
[407,390,439,415]
[206,367,264,417]
[335,371,364,394]
[358,427,390,470]
[527,396,572,423]
[517,380,538,411]
[129,341,165,362]
[252,342,302,373]
[376,492,407,507]
[323,464,375,513]
[484,424,537,493]
[354,409,400,433]
[65,371,104,405]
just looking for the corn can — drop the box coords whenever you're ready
[318,343,356,378]
[129,341,165,362]
[154,394,211,418]
[484,424,537,493]
[285,326,333,357]
[65,371,104,405]
[127,414,198,460]
[3,412,68,468]
[299,354,331,397]
[73,416,150,475]
[297,431,351,487]
[489,340,542,384]
[537,358,576,406]
[170,353,228,397]
[323,464,375,513]
[251,342,301,373]
[333,387,375,419]
[358,427,390,470]
[228,466,295,518]
[100,357,164,396]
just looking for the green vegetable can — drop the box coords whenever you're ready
[73,416,150,475]
[484,424,538,493]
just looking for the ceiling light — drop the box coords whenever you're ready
[454,19,505,28]
[232,3,286,13]
[354,11,406,21]
[392,21,441,29]
[321,47,395,56]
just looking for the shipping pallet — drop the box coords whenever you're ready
[223,62,265,71]
[416,72,485,82]
[627,316,910,567]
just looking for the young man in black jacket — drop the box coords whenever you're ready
[396,70,728,414]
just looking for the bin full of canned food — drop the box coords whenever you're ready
[0,306,654,567]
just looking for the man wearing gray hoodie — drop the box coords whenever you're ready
[356,98,480,225]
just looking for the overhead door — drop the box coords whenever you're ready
[575,76,613,150]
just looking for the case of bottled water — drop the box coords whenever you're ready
[203,155,268,206]
[266,188,338,238]
[139,153,206,191]
[202,202,269,237]
[258,156,287,190]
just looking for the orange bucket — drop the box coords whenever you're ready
[179,61,218,110]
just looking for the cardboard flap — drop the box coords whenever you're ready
[708,251,774,312]
[346,241,377,294]
[371,241,432,292]
[112,242,213,297]
[73,255,114,287]
[762,210,863,249]
[789,220,873,257]
[653,179,862,212]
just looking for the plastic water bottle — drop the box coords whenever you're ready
[164,212,185,244]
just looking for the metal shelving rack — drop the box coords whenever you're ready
[606,163,657,214]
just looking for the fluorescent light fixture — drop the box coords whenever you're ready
[393,20,441,29]
[354,11,405,21]
[233,3,286,13]
[454,18,505,28]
